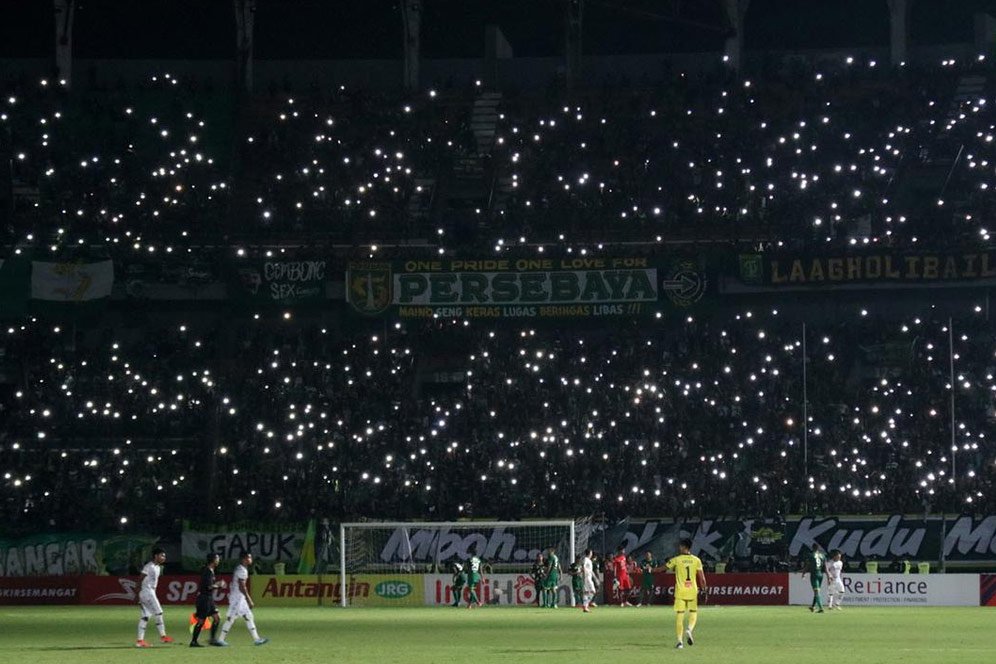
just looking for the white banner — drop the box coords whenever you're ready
[31,261,114,301]
[788,573,979,606]
[424,573,573,606]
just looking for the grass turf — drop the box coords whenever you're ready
[0,605,991,663]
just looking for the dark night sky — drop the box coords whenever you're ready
[1,0,995,60]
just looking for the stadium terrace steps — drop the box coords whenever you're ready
[471,92,502,156]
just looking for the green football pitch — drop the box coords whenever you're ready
[0,605,991,664]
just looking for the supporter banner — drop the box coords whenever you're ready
[346,256,709,318]
[0,576,81,605]
[232,259,327,305]
[180,521,311,571]
[788,573,979,606]
[79,574,235,605]
[30,260,114,301]
[607,515,996,564]
[737,250,996,289]
[980,574,996,606]
[0,532,158,577]
[424,573,572,606]
[254,574,420,607]
[602,572,788,606]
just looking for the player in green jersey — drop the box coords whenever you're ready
[466,555,484,608]
[638,551,657,606]
[531,554,546,607]
[568,557,583,607]
[802,543,827,613]
[544,547,561,608]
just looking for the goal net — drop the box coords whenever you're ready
[339,521,576,607]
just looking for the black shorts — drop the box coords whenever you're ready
[195,595,217,619]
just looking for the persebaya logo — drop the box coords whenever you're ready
[375,580,412,599]
[347,263,393,315]
[739,254,763,284]
[661,260,707,307]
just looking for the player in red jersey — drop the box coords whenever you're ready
[611,546,634,606]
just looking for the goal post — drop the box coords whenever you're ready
[339,521,576,607]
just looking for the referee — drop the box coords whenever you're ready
[190,553,226,647]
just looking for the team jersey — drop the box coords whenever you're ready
[826,560,843,581]
[546,553,559,576]
[198,566,216,597]
[531,561,546,582]
[569,564,583,591]
[640,557,656,587]
[611,554,629,580]
[582,557,594,578]
[806,550,827,576]
[140,562,161,594]
[666,554,703,601]
[468,556,482,575]
[230,564,248,603]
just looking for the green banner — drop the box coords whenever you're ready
[0,532,159,577]
[231,259,327,305]
[738,249,996,288]
[181,520,312,572]
[346,256,708,318]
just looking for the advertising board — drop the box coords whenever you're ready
[788,573,978,606]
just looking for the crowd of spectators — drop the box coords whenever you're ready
[2,55,995,254]
[2,56,995,537]
[1,301,992,534]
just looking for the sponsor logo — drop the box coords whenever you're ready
[0,587,78,598]
[843,578,927,596]
[791,515,927,558]
[375,581,412,599]
[163,580,229,603]
[0,577,81,604]
[379,526,545,564]
[605,573,788,605]
[427,574,569,606]
[260,577,369,601]
[706,584,784,597]
[95,578,138,602]
[944,516,996,557]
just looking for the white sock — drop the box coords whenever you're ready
[246,617,260,641]
[137,616,148,640]
[221,615,236,640]
[154,614,166,637]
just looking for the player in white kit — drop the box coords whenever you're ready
[136,547,175,647]
[215,552,269,646]
[581,549,599,613]
[825,550,845,610]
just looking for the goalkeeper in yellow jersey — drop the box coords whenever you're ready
[660,538,707,650]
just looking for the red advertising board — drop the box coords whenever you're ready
[980,574,996,606]
[78,575,236,605]
[0,576,81,605]
[604,572,788,606]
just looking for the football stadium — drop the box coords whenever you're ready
[2,2,996,662]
